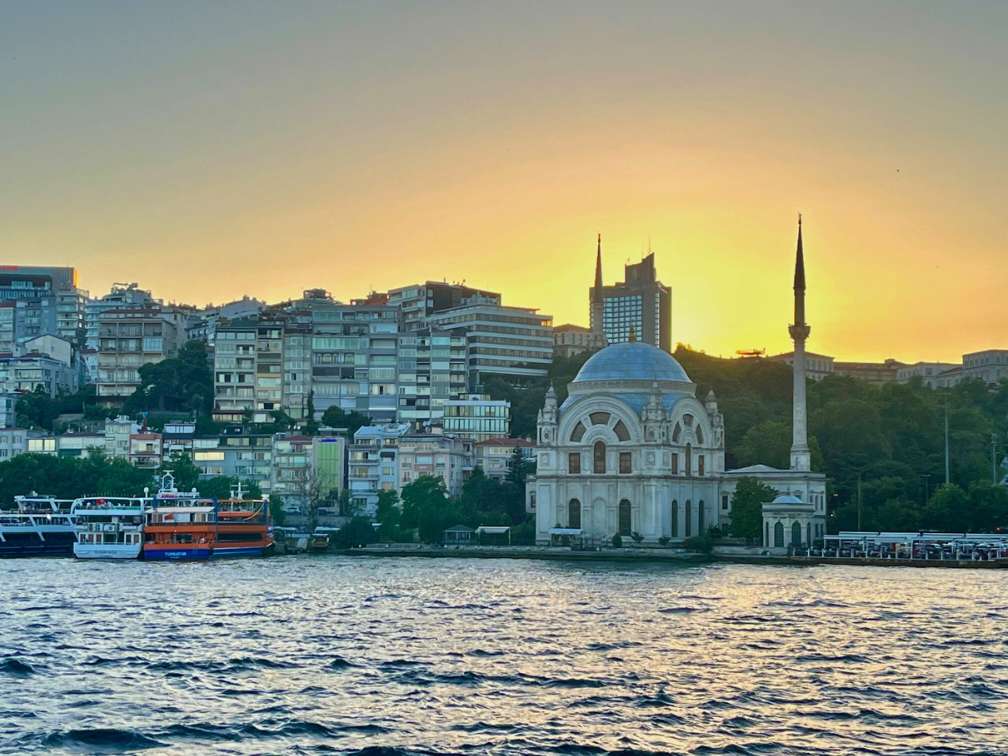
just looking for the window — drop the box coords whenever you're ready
[568,499,581,529]
[698,501,705,533]
[696,425,704,444]
[619,452,631,474]
[672,423,681,443]
[589,412,611,426]
[568,452,581,474]
[685,500,692,537]
[685,444,692,477]
[671,454,678,475]
[671,500,678,538]
[613,420,630,442]
[593,441,606,474]
[570,422,586,442]
[698,455,705,476]
[792,521,802,546]
[618,499,631,536]
[721,494,729,511]
[774,521,784,548]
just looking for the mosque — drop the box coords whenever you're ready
[528,220,827,552]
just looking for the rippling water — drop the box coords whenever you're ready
[1,557,1007,755]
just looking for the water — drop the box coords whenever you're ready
[1,557,1007,755]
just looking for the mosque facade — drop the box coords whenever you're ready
[528,220,826,552]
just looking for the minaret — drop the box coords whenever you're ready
[590,234,604,334]
[789,215,812,472]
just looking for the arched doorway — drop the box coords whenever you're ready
[671,500,678,538]
[774,521,784,548]
[593,441,606,474]
[568,499,581,529]
[618,499,631,536]
[685,500,692,538]
[698,501,705,534]
[791,521,802,546]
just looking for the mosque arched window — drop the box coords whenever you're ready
[593,441,606,474]
[765,522,770,548]
[570,422,586,443]
[589,412,611,426]
[685,500,692,538]
[806,522,812,546]
[568,499,581,530]
[685,444,692,477]
[671,500,678,538]
[698,501,705,533]
[774,521,784,548]
[618,499,632,536]
[683,414,694,428]
[791,522,802,546]
[696,425,704,444]
[671,454,679,475]
[613,420,630,442]
[672,423,682,443]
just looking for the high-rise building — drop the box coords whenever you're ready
[589,237,671,351]
[0,265,88,348]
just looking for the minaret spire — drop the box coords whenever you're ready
[789,214,812,472]
[594,233,603,289]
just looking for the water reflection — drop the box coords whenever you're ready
[1,557,1006,754]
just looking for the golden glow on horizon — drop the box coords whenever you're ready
[4,4,1005,364]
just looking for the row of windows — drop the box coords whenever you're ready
[568,442,706,476]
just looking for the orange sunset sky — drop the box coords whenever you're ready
[2,2,1005,363]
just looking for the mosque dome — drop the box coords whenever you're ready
[573,341,691,384]
[771,494,803,505]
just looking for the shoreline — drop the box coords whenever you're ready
[331,545,1008,569]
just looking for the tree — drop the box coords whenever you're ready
[332,516,376,548]
[320,406,371,438]
[735,420,791,469]
[375,489,401,541]
[269,495,287,527]
[730,477,776,540]
[400,475,455,543]
[922,484,969,532]
[123,340,213,416]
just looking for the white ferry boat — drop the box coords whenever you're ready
[0,495,77,558]
[72,490,151,560]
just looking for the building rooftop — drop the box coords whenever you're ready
[573,341,690,384]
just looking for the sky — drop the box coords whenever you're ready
[2,1,1005,362]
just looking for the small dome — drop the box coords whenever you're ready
[771,494,803,505]
[574,342,690,384]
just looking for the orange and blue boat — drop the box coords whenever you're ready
[141,475,272,561]
[212,483,273,559]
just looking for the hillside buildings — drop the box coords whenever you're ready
[589,236,671,352]
[443,394,510,442]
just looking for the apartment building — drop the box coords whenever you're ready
[443,394,511,442]
[96,305,179,403]
[387,281,501,332]
[428,300,553,388]
[397,327,467,427]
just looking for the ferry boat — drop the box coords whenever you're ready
[72,492,150,559]
[213,482,273,559]
[142,473,216,561]
[0,495,77,558]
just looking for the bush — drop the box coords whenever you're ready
[658,536,670,546]
[683,534,714,554]
[630,531,644,544]
[611,534,623,548]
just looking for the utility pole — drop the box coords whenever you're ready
[944,399,950,486]
[994,432,999,485]
[857,471,863,531]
